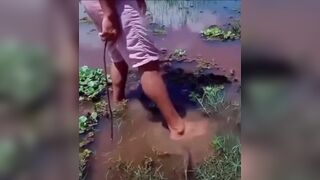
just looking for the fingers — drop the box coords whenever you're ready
[99,29,117,41]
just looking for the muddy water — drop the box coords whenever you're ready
[85,64,240,180]
[79,0,240,179]
[79,0,241,79]
[91,100,218,180]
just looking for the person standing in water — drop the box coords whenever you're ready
[82,0,187,139]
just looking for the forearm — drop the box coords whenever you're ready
[99,0,117,17]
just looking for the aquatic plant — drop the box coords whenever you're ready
[79,149,92,180]
[79,66,111,100]
[201,23,240,41]
[195,135,241,180]
[79,112,98,134]
[189,85,225,115]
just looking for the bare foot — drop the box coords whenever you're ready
[170,119,208,140]
[168,118,185,140]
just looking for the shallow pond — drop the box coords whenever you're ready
[79,1,241,179]
[79,0,241,79]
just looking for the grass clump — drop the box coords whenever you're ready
[79,66,111,100]
[196,135,241,180]
[79,149,93,180]
[189,85,225,115]
[94,100,108,116]
[108,156,166,180]
[169,49,187,61]
[201,22,240,41]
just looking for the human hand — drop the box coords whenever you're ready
[99,14,120,41]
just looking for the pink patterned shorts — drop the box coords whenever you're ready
[82,0,159,68]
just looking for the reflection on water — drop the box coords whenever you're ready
[146,0,240,31]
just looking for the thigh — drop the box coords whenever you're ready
[118,1,160,68]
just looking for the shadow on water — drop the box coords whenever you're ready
[85,60,240,180]
[127,61,232,124]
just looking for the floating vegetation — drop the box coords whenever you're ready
[201,21,241,41]
[79,112,99,134]
[196,135,241,180]
[169,49,187,61]
[79,149,93,180]
[79,66,111,100]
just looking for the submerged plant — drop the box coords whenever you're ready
[79,66,111,100]
[196,135,241,180]
[189,85,225,115]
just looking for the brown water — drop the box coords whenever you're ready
[79,0,241,79]
[79,0,241,179]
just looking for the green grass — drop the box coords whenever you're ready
[107,156,166,180]
[195,135,241,180]
[189,85,225,115]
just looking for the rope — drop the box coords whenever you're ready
[103,41,114,141]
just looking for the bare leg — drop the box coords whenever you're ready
[138,61,185,139]
[110,61,128,103]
